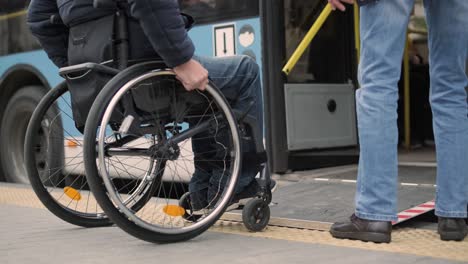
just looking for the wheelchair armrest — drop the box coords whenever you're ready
[59,62,120,78]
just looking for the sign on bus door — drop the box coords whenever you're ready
[213,24,236,57]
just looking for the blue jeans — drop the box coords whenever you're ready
[356,0,468,221]
[188,55,264,208]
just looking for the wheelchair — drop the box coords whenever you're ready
[25,0,272,243]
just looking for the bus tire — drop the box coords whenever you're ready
[0,85,47,183]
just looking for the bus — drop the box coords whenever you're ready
[0,0,63,183]
[0,0,360,184]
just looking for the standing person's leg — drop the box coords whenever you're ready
[355,0,414,221]
[189,55,263,202]
[424,0,468,240]
[330,0,414,243]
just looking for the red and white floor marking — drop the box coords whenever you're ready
[392,200,435,225]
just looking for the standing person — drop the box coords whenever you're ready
[328,0,468,243]
[27,0,273,211]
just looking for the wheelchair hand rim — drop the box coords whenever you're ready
[97,70,241,234]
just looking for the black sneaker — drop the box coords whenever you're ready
[232,180,260,204]
[227,178,277,210]
[438,217,468,241]
[188,189,208,211]
[235,178,278,201]
[330,214,392,243]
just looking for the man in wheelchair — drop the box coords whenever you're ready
[28,0,273,211]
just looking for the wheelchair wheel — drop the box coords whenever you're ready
[24,81,112,227]
[242,198,270,232]
[25,82,156,227]
[84,62,242,243]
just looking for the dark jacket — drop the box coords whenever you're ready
[27,0,195,68]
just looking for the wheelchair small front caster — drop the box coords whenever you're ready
[179,192,202,222]
[242,198,270,232]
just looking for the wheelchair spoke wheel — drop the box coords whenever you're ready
[25,81,111,227]
[84,62,242,243]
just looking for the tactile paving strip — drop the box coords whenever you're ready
[212,222,468,262]
[1,184,467,262]
[0,184,46,209]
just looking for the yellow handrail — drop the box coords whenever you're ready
[282,4,332,75]
[353,3,360,64]
[0,10,27,21]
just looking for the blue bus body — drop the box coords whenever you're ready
[0,18,262,133]
[0,17,263,136]
[0,51,61,87]
[0,2,264,182]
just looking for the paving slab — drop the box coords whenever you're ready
[1,204,466,264]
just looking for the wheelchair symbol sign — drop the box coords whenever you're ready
[213,24,236,57]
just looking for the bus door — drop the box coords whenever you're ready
[262,0,359,173]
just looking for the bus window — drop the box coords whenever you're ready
[179,0,259,24]
[0,0,40,57]
[284,0,353,84]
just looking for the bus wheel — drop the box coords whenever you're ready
[0,85,47,184]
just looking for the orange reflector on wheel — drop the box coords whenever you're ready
[64,187,82,201]
[163,205,185,217]
[66,140,79,147]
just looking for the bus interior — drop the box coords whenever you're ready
[263,0,437,174]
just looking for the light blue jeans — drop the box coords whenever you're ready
[355,0,468,221]
[188,55,264,209]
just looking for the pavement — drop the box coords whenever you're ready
[1,169,467,264]
[1,203,466,264]
[1,149,466,264]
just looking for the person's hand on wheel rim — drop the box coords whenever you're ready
[173,59,209,91]
[328,0,354,11]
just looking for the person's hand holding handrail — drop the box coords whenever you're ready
[328,0,354,11]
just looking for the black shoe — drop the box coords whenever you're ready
[197,178,278,211]
[438,217,468,241]
[233,178,277,201]
[228,180,260,208]
[330,214,392,243]
[189,189,209,211]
